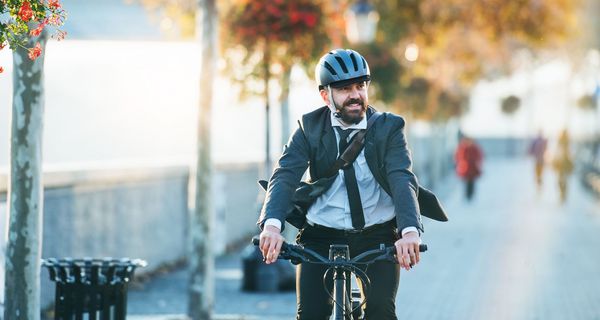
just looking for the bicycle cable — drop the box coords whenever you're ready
[322,264,372,319]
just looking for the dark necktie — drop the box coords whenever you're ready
[336,127,366,230]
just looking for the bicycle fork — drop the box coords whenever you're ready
[330,244,364,320]
[332,267,349,320]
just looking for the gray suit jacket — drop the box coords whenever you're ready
[258,106,427,233]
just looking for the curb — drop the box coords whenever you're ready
[128,314,287,320]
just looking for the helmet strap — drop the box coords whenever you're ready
[327,85,343,118]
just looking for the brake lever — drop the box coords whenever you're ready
[383,247,398,263]
[279,244,307,265]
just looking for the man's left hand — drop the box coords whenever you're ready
[394,231,420,271]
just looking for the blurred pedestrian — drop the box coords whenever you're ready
[455,136,484,201]
[552,129,574,203]
[528,131,548,189]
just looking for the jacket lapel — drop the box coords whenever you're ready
[317,112,337,178]
[364,108,377,163]
[364,109,379,178]
[364,132,378,168]
[364,108,388,191]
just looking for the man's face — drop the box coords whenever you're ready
[322,81,369,124]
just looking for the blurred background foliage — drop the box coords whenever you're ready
[126,0,197,38]
[130,0,587,122]
[219,0,331,100]
[370,0,581,120]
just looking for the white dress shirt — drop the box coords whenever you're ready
[266,112,418,236]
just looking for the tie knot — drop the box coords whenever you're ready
[336,127,353,143]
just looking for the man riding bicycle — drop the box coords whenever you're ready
[258,48,424,319]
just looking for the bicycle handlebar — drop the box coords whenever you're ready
[252,237,427,266]
[252,236,427,317]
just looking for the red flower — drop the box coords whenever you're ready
[303,13,317,28]
[52,30,67,41]
[290,12,301,23]
[30,21,47,37]
[266,4,282,18]
[28,43,42,60]
[48,0,61,9]
[48,14,63,26]
[0,42,5,50]
[18,1,35,22]
[0,66,4,73]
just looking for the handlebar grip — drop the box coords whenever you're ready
[252,236,292,250]
[419,244,427,252]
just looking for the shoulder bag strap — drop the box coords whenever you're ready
[323,112,382,177]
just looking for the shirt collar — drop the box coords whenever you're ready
[330,110,367,130]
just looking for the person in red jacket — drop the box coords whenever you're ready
[455,136,484,201]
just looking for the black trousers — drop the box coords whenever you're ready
[295,221,400,320]
[465,179,476,200]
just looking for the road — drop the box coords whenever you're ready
[396,158,600,319]
[127,158,600,319]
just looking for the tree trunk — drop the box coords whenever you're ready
[4,32,48,320]
[264,40,271,175]
[188,0,216,319]
[280,63,292,147]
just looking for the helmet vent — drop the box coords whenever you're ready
[350,53,358,72]
[324,62,338,76]
[361,57,367,69]
[334,57,349,73]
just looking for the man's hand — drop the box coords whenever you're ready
[259,225,284,264]
[394,231,421,271]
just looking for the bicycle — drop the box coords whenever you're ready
[252,237,427,320]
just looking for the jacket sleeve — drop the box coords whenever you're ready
[384,116,423,233]
[257,125,310,231]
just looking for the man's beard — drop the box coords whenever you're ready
[337,98,367,124]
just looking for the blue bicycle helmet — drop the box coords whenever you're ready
[315,49,371,90]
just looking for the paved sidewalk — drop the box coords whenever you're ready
[127,251,296,319]
[128,158,600,319]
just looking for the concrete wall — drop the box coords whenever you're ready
[410,122,460,190]
[40,167,189,268]
[216,164,264,249]
[0,162,264,309]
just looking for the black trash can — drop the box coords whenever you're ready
[241,244,263,291]
[241,244,295,292]
[42,257,147,320]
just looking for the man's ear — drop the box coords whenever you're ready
[320,89,330,105]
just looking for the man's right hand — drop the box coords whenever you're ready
[259,225,284,264]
